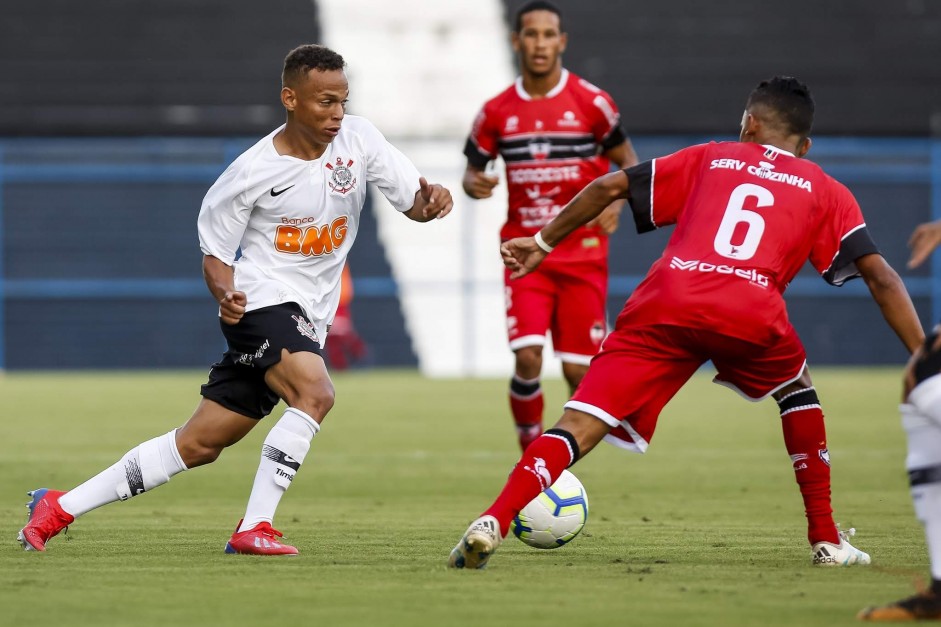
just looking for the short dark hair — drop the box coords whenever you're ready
[746,76,815,138]
[514,1,563,32]
[282,44,346,86]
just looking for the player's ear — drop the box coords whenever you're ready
[511,31,521,54]
[559,32,568,53]
[281,86,296,112]
[739,111,759,141]
[797,136,812,158]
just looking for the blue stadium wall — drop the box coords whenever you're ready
[1,0,939,370]
[1,136,938,370]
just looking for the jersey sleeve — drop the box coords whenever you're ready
[360,119,422,213]
[586,86,626,151]
[625,143,710,233]
[463,106,498,169]
[809,179,880,286]
[197,162,252,265]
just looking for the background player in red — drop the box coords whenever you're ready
[326,264,368,370]
[860,220,941,620]
[449,76,925,570]
[463,0,638,451]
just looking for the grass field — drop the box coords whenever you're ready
[0,368,926,627]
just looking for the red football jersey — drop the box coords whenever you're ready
[465,69,626,262]
[622,141,879,343]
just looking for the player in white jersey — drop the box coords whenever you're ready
[18,44,453,556]
[860,219,941,620]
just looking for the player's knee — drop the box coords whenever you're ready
[515,346,543,376]
[289,379,336,421]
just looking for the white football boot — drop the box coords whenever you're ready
[448,515,502,569]
[811,526,871,566]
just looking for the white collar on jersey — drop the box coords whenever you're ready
[514,68,569,101]
[761,144,796,157]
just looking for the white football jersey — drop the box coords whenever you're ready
[198,115,421,346]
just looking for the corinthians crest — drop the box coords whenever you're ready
[326,156,357,194]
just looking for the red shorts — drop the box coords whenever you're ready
[565,323,807,453]
[504,259,607,364]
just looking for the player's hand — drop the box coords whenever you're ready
[908,220,941,268]
[586,203,621,235]
[501,237,548,279]
[462,168,499,199]
[219,290,247,325]
[418,177,454,220]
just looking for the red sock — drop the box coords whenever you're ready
[483,431,575,536]
[778,388,838,545]
[509,376,544,451]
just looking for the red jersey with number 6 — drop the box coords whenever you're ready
[465,69,626,263]
[622,141,879,344]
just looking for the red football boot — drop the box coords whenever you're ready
[224,520,298,556]
[18,489,74,552]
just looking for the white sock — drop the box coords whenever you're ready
[901,403,941,580]
[238,408,319,532]
[59,430,187,518]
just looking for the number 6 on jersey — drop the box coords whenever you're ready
[713,183,773,260]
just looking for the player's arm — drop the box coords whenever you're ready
[462,162,500,199]
[856,253,925,353]
[502,170,629,278]
[908,220,941,269]
[202,254,246,325]
[586,140,640,235]
[404,177,454,222]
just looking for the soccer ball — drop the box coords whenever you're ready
[510,469,589,549]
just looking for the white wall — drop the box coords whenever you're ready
[317,0,564,377]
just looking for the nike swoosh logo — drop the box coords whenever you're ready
[270,185,295,197]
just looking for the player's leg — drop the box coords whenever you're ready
[552,259,607,396]
[860,332,941,620]
[712,326,867,565]
[449,324,699,569]
[226,306,333,554]
[232,350,329,534]
[770,368,869,564]
[448,408,609,570]
[18,397,256,552]
[511,345,545,450]
[505,266,554,450]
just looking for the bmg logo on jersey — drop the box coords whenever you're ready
[275,216,348,256]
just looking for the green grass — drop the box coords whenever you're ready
[0,368,926,627]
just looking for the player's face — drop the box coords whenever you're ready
[283,68,349,148]
[512,10,567,78]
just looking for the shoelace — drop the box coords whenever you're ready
[836,524,857,544]
[252,524,284,539]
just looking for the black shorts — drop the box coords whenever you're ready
[200,302,323,420]
[914,327,941,386]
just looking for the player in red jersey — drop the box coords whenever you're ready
[860,220,941,620]
[449,76,925,570]
[463,0,638,451]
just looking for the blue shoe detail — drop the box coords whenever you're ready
[25,488,49,521]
